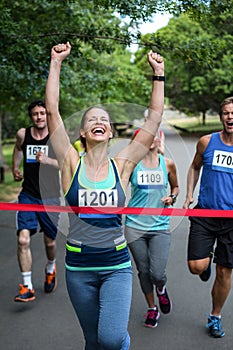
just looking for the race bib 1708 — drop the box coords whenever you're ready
[26,145,49,163]
[212,150,233,173]
[137,170,164,189]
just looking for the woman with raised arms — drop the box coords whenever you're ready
[45,41,164,350]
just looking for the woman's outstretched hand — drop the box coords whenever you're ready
[147,51,164,76]
[51,41,72,62]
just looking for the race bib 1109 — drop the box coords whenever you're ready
[137,170,164,189]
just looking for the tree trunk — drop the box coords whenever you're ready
[0,113,6,182]
[202,110,206,126]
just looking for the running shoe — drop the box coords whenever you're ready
[144,306,160,328]
[206,315,225,338]
[199,258,212,282]
[14,284,35,302]
[44,265,57,293]
[156,287,172,314]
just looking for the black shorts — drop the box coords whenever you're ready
[188,215,233,268]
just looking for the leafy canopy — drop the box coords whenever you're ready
[0,0,221,134]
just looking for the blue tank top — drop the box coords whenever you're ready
[125,154,170,230]
[65,157,131,270]
[198,132,233,210]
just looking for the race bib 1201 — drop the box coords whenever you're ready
[212,150,233,173]
[78,189,118,207]
[78,189,118,218]
[26,145,49,163]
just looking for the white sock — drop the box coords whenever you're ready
[157,285,166,295]
[210,314,221,319]
[22,272,33,290]
[148,307,157,311]
[46,259,56,274]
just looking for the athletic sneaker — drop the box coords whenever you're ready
[44,265,57,293]
[156,287,172,314]
[206,315,225,338]
[14,284,35,302]
[199,258,212,282]
[144,306,160,328]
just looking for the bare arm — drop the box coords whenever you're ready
[36,151,59,169]
[115,51,164,185]
[45,42,78,172]
[12,128,25,181]
[161,158,179,206]
[183,135,210,208]
[45,42,79,192]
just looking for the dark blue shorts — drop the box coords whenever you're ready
[16,191,60,240]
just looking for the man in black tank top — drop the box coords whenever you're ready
[12,100,61,302]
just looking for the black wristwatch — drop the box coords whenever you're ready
[169,194,177,204]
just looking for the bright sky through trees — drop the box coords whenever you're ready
[130,13,172,52]
[140,13,172,34]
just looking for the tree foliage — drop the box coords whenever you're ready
[0,0,226,137]
[136,1,233,124]
[0,0,209,112]
[0,1,129,116]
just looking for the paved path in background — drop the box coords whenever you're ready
[1,130,232,350]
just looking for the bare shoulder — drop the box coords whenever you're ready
[164,157,176,172]
[15,128,26,147]
[199,134,211,144]
[196,134,211,154]
[60,146,80,193]
[164,157,175,166]
[63,144,79,170]
[113,156,135,191]
[16,128,26,139]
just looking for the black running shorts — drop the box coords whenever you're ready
[188,214,233,268]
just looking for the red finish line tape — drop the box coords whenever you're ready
[0,202,233,217]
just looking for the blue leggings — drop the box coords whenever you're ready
[66,268,132,350]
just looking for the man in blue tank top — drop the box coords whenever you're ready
[183,96,233,338]
[12,100,61,302]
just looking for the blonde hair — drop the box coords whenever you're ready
[219,97,233,117]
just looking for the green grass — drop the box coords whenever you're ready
[0,143,21,202]
[2,143,14,165]
[172,116,222,134]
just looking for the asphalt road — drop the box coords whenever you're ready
[1,125,232,350]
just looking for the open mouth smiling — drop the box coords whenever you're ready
[91,127,105,135]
